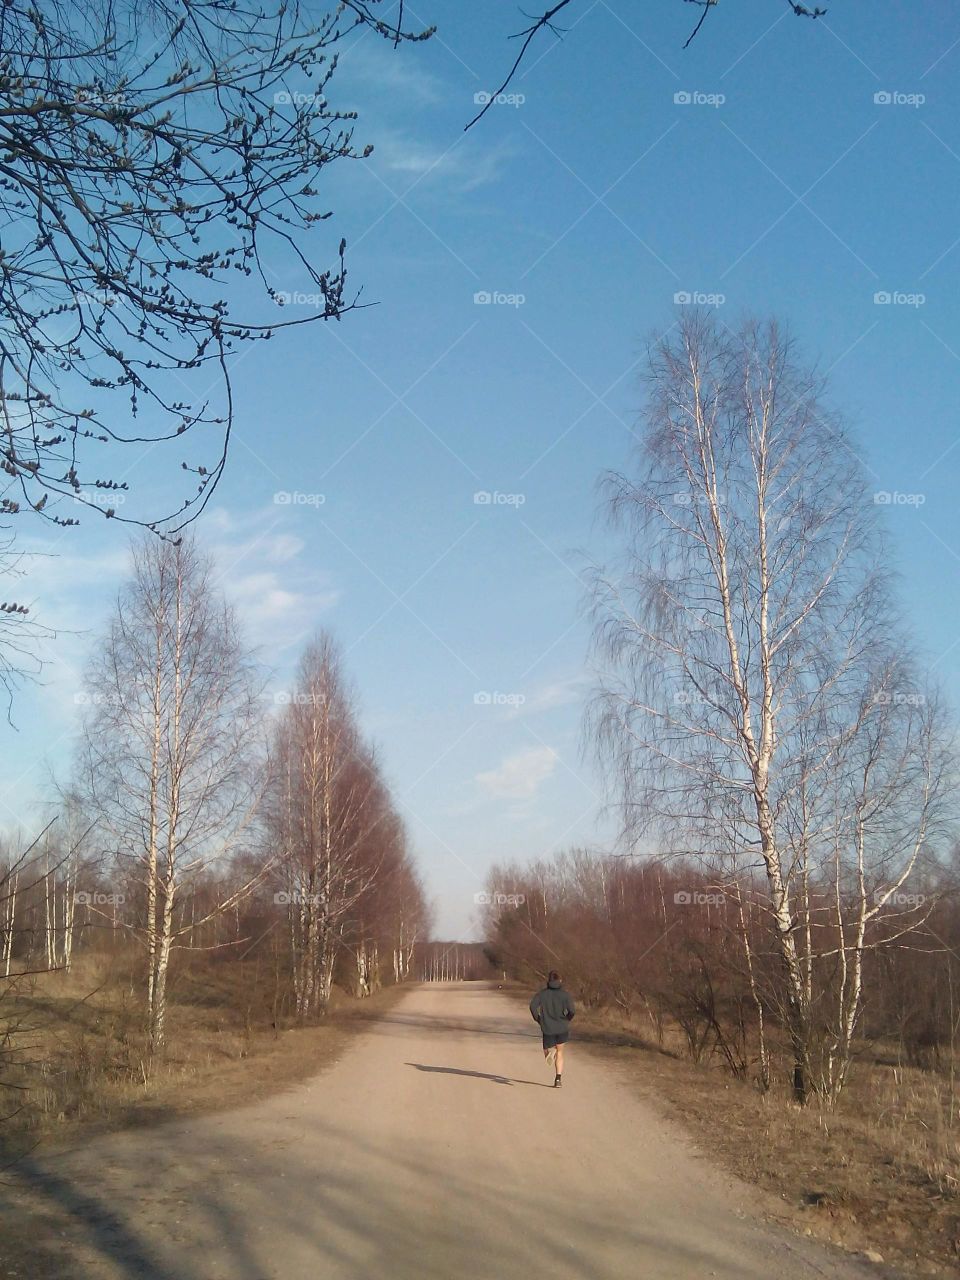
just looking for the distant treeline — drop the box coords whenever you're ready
[416,942,495,982]
[483,848,960,1099]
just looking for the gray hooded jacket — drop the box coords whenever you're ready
[530,978,575,1036]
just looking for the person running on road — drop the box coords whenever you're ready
[530,971,575,1088]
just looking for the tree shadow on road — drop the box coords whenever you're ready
[0,1155,176,1279]
[0,1081,848,1280]
[406,1063,552,1087]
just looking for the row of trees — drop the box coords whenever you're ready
[417,942,494,982]
[1,535,430,1051]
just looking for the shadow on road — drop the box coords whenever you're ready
[1,1156,172,1278]
[406,1063,552,1088]
[379,1009,676,1057]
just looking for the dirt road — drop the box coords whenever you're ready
[1,982,888,1279]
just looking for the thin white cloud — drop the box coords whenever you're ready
[476,745,558,800]
[20,541,130,607]
[370,131,518,192]
[208,512,339,649]
[337,40,446,110]
[508,673,593,719]
[261,533,305,564]
[227,570,339,638]
[204,506,236,535]
[14,505,339,735]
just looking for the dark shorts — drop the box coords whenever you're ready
[542,1032,570,1049]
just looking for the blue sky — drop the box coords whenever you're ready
[5,1,960,938]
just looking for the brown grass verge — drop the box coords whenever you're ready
[498,981,960,1277]
[0,950,410,1163]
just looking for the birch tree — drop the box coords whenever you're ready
[390,853,428,985]
[266,635,386,1017]
[589,311,954,1103]
[77,533,263,1050]
[345,811,427,997]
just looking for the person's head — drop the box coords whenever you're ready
[547,970,562,986]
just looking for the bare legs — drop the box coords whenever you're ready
[543,1044,564,1076]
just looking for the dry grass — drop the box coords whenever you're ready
[500,984,960,1276]
[0,948,408,1160]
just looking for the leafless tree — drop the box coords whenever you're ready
[76,533,264,1050]
[797,673,954,1102]
[0,526,56,717]
[0,0,432,533]
[343,804,403,997]
[389,852,428,985]
[589,312,955,1103]
[264,634,394,1017]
